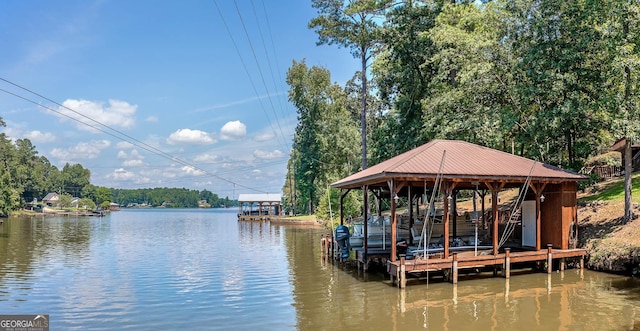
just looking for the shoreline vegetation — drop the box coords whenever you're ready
[6,174,639,276]
[578,173,640,275]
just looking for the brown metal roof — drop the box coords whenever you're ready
[611,138,640,152]
[331,139,587,189]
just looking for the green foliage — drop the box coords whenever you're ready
[61,163,91,197]
[112,188,235,208]
[580,173,640,203]
[309,0,386,169]
[78,198,96,210]
[58,193,73,208]
[578,173,602,192]
[316,187,361,223]
[584,152,622,167]
[285,60,360,214]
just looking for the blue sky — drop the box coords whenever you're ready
[0,0,359,198]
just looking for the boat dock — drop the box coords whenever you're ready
[237,193,282,221]
[321,234,586,288]
[389,245,585,288]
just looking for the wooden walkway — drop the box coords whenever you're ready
[238,214,279,221]
[389,246,586,288]
[321,235,586,288]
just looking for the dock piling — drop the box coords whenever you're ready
[547,244,553,274]
[504,248,511,279]
[399,254,406,289]
[452,253,458,284]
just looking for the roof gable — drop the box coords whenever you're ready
[42,193,59,201]
[237,193,282,203]
[332,140,586,189]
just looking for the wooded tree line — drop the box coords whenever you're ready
[0,118,98,216]
[0,118,235,216]
[285,0,640,218]
[112,188,236,208]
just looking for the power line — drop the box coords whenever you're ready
[260,0,292,124]
[0,78,267,193]
[213,0,290,152]
[233,0,289,152]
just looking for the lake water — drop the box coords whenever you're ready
[0,209,639,330]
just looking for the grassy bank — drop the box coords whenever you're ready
[578,173,640,275]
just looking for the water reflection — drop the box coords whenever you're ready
[284,224,640,331]
[0,213,638,330]
[0,217,95,287]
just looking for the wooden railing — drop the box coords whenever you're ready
[580,165,623,179]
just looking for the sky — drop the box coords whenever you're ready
[0,0,360,199]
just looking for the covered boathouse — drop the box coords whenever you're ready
[237,193,282,221]
[330,139,588,288]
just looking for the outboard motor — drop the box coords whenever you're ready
[335,225,351,259]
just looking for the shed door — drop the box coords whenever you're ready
[521,200,536,248]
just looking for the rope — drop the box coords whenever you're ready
[416,151,446,259]
[498,163,536,248]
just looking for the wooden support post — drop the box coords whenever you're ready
[547,244,553,274]
[321,235,327,257]
[560,258,566,271]
[504,248,511,279]
[580,256,584,269]
[452,253,458,284]
[390,180,398,263]
[390,268,396,286]
[399,254,407,289]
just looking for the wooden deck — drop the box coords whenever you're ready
[388,246,586,288]
[237,214,278,221]
[321,234,586,289]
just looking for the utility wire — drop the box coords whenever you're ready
[229,0,290,152]
[0,79,267,193]
[252,0,290,124]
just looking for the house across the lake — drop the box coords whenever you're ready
[42,192,60,207]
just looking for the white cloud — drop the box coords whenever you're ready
[50,139,111,160]
[122,159,144,167]
[167,129,215,145]
[253,149,284,160]
[181,165,205,176]
[117,149,144,167]
[145,116,158,122]
[194,153,221,162]
[115,141,135,149]
[24,130,57,143]
[55,99,137,132]
[106,168,150,184]
[254,132,275,142]
[107,168,136,181]
[220,121,246,141]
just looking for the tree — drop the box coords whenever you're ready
[0,117,21,216]
[603,0,640,222]
[58,193,73,208]
[61,163,91,196]
[506,0,610,168]
[286,60,359,214]
[309,0,385,170]
[371,0,442,162]
[316,187,360,226]
[78,198,96,210]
